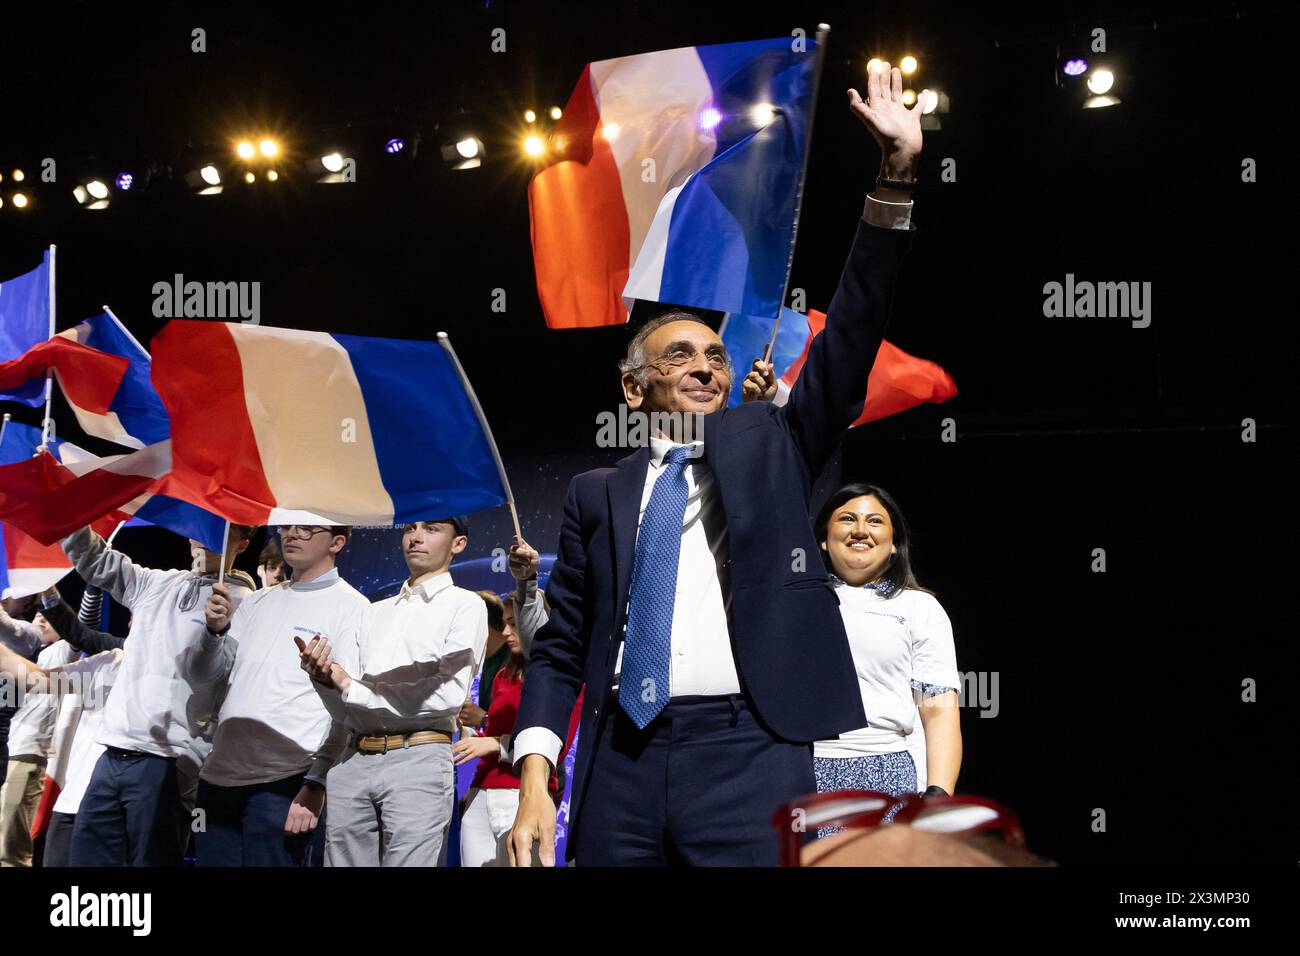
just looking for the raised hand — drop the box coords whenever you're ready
[741,358,777,402]
[205,583,233,633]
[508,534,540,582]
[847,62,924,178]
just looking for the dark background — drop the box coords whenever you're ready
[2,0,1295,866]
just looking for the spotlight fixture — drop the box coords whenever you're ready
[900,55,918,74]
[267,170,279,181]
[866,58,884,74]
[244,171,256,183]
[73,185,87,204]
[12,169,25,182]
[115,171,134,190]
[86,180,110,200]
[750,103,775,126]
[441,136,483,171]
[236,141,256,159]
[385,137,405,154]
[524,109,537,123]
[321,152,345,173]
[259,139,279,158]
[549,106,562,120]
[1083,68,1121,108]
[698,107,722,130]
[201,165,221,186]
[901,89,917,106]
[12,192,29,208]
[1063,58,1088,76]
[523,134,545,157]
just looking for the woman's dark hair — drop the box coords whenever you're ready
[499,594,527,682]
[814,482,926,597]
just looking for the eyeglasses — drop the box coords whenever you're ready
[633,344,730,376]
[772,789,1026,867]
[277,525,329,541]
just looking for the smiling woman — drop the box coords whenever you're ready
[811,481,962,823]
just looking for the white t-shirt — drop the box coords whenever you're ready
[814,582,959,761]
[47,649,124,815]
[8,640,78,758]
[197,570,369,788]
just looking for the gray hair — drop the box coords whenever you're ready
[618,310,730,388]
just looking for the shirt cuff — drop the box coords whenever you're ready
[511,726,562,774]
[40,592,60,611]
[342,679,377,709]
[863,193,913,230]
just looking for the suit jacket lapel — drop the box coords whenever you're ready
[607,446,650,635]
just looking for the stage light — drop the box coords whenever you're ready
[867,58,884,74]
[244,171,255,183]
[267,170,279,181]
[1063,58,1088,76]
[13,192,28,208]
[549,106,562,120]
[902,89,917,106]
[523,134,545,156]
[259,139,278,158]
[0,197,4,208]
[441,137,483,170]
[12,169,25,182]
[321,152,345,173]
[524,109,537,123]
[87,200,110,211]
[201,165,221,186]
[600,123,620,142]
[385,137,405,154]
[456,138,479,159]
[236,141,256,159]
[73,185,87,204]
[86,180,110,200]
[1083,94,1120,109]
[1086,69,1114,95]
[698,107,722,130]
[921,89,939,114]
[750,103,775,126]
[115,171,134,190]
[901,55,918,74]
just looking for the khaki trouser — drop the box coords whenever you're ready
[0,756,47,867]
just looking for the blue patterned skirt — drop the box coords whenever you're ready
[813,751,918,830]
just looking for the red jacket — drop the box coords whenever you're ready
[472,668,582,792]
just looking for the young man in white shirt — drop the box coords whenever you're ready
[198,525,368,866]
[60,524,257,866]
[297,517,488,867]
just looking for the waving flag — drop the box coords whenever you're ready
[151,321,509,526]
[0,252,52,406]
[0,421,77,598]
[530,36,819,328]
[0,336,128,418]
[720,308,958,425]
[56,310,171,449]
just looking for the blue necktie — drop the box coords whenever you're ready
[619,445,693,729]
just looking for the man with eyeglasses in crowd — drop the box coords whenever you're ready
[297,517,487,866]
[59,523,258,866]
[196,524,368,866]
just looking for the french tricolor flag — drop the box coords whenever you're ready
[720,307,958,426]
[529,36,819,328]
[150,321,509,527]
[0,420,84,598]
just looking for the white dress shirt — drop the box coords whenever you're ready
[196,569,369,787]
[515,197,915,772]
[318,571,488,736]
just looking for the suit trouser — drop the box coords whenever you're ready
[195,773,326,867]
[324,742,453,867]
[575,694,814,866]
[0,756,46,867]
[70,749,190,867]
[43,811,77,867]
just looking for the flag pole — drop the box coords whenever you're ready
[217,519,231,585]
[0,412,10,446]
[41,245,57,447]
[101,305,151,358]
[106,520,127,548]
[764,22,830,366]
[436,332,521,541]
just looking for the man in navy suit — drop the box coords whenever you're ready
[509,65,924,866]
